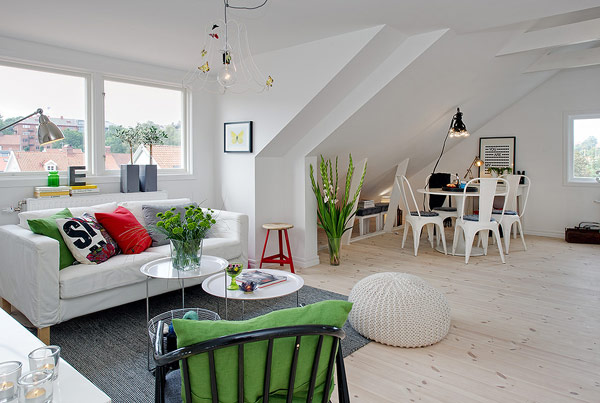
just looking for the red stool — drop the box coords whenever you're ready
[259,223,295,273]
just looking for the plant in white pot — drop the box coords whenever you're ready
[115,127,142,192]
[139,124,168,192]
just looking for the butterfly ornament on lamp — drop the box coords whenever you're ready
[183,0,273,94]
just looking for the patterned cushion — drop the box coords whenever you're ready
[56,215,120,264]
[463,214,496,222]
[492,209,517,215]
[410,211,439,217]
[433,206,457,212]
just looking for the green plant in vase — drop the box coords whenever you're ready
[226,263,243,290]
[309,154,367,265]
[155,205,216,271]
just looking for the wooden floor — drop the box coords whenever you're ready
[293,229,600,402]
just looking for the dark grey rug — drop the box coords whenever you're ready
[50,285,369,403]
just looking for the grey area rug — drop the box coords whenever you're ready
[50,285,369,403]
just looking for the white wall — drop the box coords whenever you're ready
[409,65,600,237]
[0,36,216,225]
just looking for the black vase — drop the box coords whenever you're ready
[120,164,140,193]
[139,164,158,192]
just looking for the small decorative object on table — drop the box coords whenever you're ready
[240,280,258,293]
[28,346,60,381]
[17,369,53,403]
[488,167,512,177]
[226,263,243,290]
[155,206,216,271]
[309,154,367,265]
[0,361,22,403]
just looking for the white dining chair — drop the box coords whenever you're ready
[398,176,447,256]
[453,177,508,264]
[492,174,530,254]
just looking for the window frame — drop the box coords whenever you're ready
[101,76,189,176]
[0,61,191,180]
[565,112,600,185]
[0,60,91,177]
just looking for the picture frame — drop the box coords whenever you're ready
[478,136,516,177]
[224,121,253,153]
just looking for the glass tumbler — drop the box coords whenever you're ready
[27,346,60,381]
[0,361,22,403]
[17,370,53,403]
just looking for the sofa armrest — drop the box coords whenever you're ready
[208,209,249,265]
[0,225,60,328]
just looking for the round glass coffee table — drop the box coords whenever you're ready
[140,255,228,370]
[202,268,304,319]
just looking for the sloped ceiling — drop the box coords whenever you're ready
[1,0,599,70]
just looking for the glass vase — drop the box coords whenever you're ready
[327,237,341,266]
[170,239,203,271]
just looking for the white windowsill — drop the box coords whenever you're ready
[0,173,196,188]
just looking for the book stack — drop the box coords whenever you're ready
[358,200,375,209]
[236,270,287,288]
[34,186,70,198]
[70,185,99,196]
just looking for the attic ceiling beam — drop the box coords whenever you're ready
[497,18,600,56]
[525,46,600,72]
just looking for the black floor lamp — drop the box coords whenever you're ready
[0,108,65,146]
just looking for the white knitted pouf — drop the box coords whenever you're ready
[348,273,451,348]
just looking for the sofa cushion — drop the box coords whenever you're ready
[143,203,198,247]
[28,208,76,270]
[56,214,119,264]
[18,202,118,230]
[146,237,242,261]
[59,251,165,299]
[172,300,352,403]
[96,206,153,254]
[118,198,191,228]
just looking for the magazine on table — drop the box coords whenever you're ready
[236,270,287,288]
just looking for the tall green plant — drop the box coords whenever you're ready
[309,155,367,239]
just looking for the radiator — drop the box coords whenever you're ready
[26,191,169,211]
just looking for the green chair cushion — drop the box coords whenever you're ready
[173,300,352,403]
[28,208,75,270]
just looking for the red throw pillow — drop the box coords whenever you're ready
[95,206,152,254]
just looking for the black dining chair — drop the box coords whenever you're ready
[153,323,350,403]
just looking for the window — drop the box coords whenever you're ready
[0,64,87,173]
[104,80,184,171]
[567,114,600,183]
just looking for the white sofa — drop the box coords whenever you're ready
[0,198,248,342]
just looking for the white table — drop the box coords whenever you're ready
[0,309,111,403]
[202,269,304,319]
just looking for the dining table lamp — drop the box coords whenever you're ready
[0,108,65,146]
[464,156,484,179]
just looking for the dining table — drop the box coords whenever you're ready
[417,184,527,256]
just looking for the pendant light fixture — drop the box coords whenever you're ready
[183,0,273,94]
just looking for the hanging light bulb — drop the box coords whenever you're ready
[217,50,237,88]
[448,108,470,138]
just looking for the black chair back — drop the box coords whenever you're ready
[154,323,350,403]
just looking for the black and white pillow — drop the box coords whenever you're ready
[56,215,119,264]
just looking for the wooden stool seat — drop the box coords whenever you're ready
[259,223,295,273]
[262,223,294,230]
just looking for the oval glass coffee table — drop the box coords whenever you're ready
[202,268,304,319]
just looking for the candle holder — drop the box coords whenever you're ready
[17,370,53,403]
[0,361,22,403]
[27,346,60,382]
[240,280,258,293]
[225,264,243,290]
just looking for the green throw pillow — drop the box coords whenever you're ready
[28,208,75,270]
[173,300,352,403]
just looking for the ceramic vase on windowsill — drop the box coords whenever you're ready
[120,164,140,193]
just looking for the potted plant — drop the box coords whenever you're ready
[138,124,168,192]
[115,127,141,192]
[488,167,512,177]
[309,154,366,265]
[155,205,216,271]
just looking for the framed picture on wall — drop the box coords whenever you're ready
[478,136,516,177]
[224,121,253,153]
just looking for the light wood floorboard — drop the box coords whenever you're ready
[287,229,600,402]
